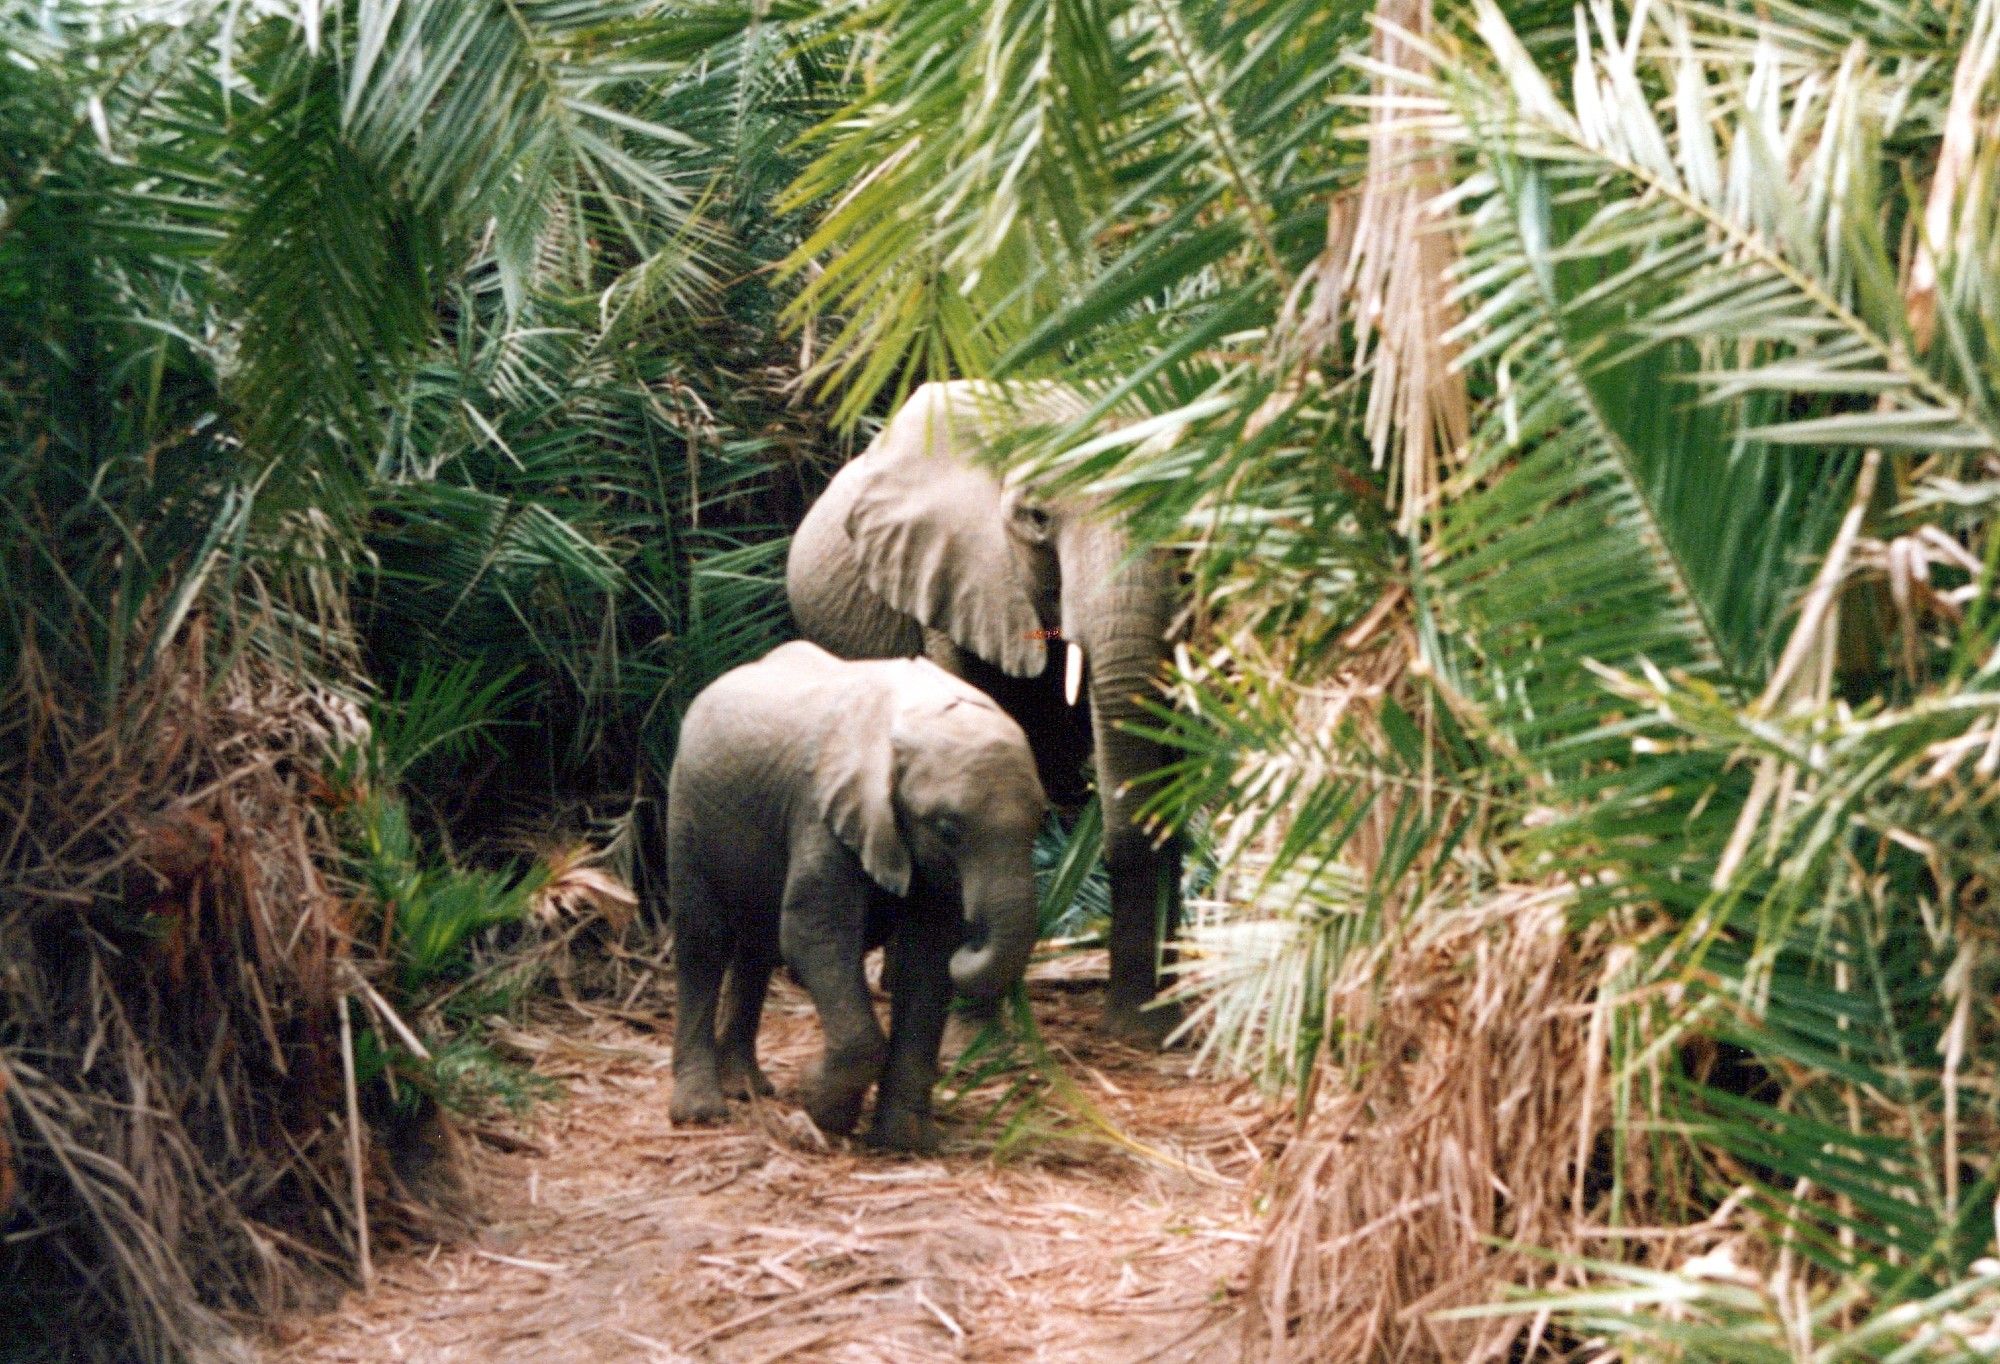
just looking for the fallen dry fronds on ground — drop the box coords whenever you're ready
[0,622,375,1363]
[262,959,1277,1364]
[1242,887,1614,1363]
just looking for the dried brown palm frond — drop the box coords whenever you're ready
[420,807,660,1019]
[1168,559,1618,1364]
[1279,0,1468,532]
[1241,887,1618,1363]
[528,844,640,933]
[0,615,386,1364]
[0,1062,14,1220]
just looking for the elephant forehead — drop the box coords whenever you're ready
[896,693,1018,746]
[959,740,1045,797]
[898,659,1007,710]
[910,747,1047,824]
[896,704,1037,775]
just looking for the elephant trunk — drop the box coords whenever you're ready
[1061,520,1183,1018]
[1060,523,1175,850]
[948,868,1039,1001]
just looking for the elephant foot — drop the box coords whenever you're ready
[719,1057,774,1100]
[864,1106,940,1155]
[800,1065,872,1138]
[669,1078,731,1127]
[1100,999,1185,1050]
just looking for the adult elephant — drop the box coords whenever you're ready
[787,381,1182,1045]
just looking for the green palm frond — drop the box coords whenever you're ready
[1578,651,2000,1264]
[0,4,830,1356]
[219,2,726,475]
[780,0,1132,420]
[782,0,1357,427]
[1414,0,1920,767]
[1445,1250,2000,1361]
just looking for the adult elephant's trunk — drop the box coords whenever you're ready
[1061,521,1182,1036]
[949,868,1039,1000]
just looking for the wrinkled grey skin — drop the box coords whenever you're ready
[787,381,1183,1046]
[667,641,1046,1152]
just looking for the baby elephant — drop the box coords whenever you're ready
[668,640,1047,1152]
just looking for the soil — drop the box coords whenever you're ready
[259,955,1278,1364]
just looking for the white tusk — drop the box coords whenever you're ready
[1064,641,1084,707]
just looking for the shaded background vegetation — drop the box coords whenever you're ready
[0,4,840,1356]
[5,1,2000,1361]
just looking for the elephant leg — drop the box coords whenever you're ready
[1102,836,1184,1048]
[867,900,958,1153]
[717,935,776,1099]
[780,858,886,1138]
[669,880,732,1126]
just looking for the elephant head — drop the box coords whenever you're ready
[800,382,1182,1036]
[812,658,1047,1000]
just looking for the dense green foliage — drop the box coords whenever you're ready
[0,0,824,793]
[0,4,833,1357]
[6,0,2000,1360]
[778,0,2000,1355]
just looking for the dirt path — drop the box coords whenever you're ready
[262,958,1274,1364]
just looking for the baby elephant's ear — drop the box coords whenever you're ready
[812,688,912,897]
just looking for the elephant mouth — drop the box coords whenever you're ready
[959,912,990,954]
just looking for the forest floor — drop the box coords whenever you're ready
[259,953,1279,1364]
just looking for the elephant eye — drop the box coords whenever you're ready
[932,814,963,845]
[1018,504,1052,534]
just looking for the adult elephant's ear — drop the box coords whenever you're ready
[812,687,912,896]
[844,383,1047,678]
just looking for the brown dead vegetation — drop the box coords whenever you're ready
[1241,888,1613,1363]
[0,613,1624,1364]
[0,623,384,1363]
[261,959,1276,1364]
[0,1060,15,1220]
